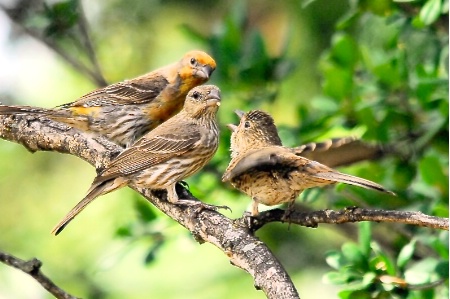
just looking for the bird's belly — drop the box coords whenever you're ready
[234,171,298,206]
[131,154,214,190]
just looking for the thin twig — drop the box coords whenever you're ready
[247,207,449,231]
[0,251,79,299]
[76,1,107,86]
[0,4,106,87]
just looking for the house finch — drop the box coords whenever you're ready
[0,50,216,147]
[222,110,395,217]
[52,85,221,235]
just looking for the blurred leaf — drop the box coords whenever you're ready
[134,198,157,223]
[404,258,439,284]
[420,0,442,25]
[326,250,345,270]
[323,271,351,285]
[397,239,416,269]
[115,224,132,237]
[331,33,359,67]
[358,222,371,258]
[371,242,397,276]
[342,243,366,269]
[360,0,393,15]
[361,272,376,287]
[418,152,448,189]
[339,289,372,299]
[44,0,79,37]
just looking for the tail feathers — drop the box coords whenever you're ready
[0,105,50,115]
[51,180,109,235]
[313,171,395,195]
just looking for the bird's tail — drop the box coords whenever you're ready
[313,171,395,195]
[0,105,53,115]
[0,104,91,130]
[51,177,125,235]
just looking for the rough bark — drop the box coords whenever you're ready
[0,114,300,299]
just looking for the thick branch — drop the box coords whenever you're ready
[0,251,78,299]
[0,114,300,299]
[248,207,449,231]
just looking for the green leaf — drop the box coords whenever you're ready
[331,33,359,67]
[397,239,416,269]
[420,0,442,25]
[323,271,350,285]
[115,225,132,237]
[404,257,439,284]
[361,272,377,287]
[44,0,79,36]
[326,251,346,270]
[134,199,157,222]
[371,243,397,276]
[435,260,449,278]
[340,289,372,299]
[320,60,354,99]
[418,152,448,188]
[358,222,372,258]
[342,243,366,269]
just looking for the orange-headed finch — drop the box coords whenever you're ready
[0,50,216,147]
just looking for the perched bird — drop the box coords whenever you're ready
[222,110,394,217]
[52,85,222,235]
[0,50,216,147]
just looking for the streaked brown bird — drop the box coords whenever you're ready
[222,110,395,217]
[0,50,216,147]
[52,85,221,235]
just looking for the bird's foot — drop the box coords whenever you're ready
[281,206,296,230]
[174,198,232,213]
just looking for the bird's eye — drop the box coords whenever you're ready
[190,58,197,65]
[192,91,200,100]
[244,121,251,128]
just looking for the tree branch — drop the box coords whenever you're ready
[246,207,449,232]
[0,4,107,87]
[0,114,300,299]
[0,251,79,299]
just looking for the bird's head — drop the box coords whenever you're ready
[227,110,282,158]
[183,85,221,118]
[179,50,216,86]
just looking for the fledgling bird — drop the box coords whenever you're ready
[52,85,222,235]
[222,110,395,217]
[0,50,216,147]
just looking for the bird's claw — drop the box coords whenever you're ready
[174,199,231,213]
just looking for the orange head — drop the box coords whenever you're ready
[228,110,282,158]
[178,50,216,88]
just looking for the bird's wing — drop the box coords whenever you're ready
[292,137,357,156]
[222,147,296,182]
[292,137,386,168]
[99,123,201,180]
[62,74,169,107]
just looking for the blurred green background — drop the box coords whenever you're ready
[0,0,448,298]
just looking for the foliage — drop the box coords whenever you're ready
[0,0,447,298]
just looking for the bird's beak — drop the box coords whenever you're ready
[198,65,215,79]
[227,124,237,132]
[234,110,245,119]
[206,89,221,107]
